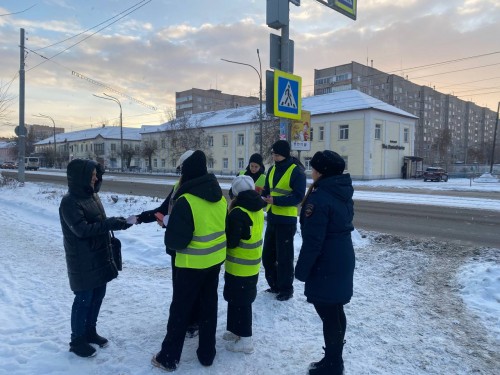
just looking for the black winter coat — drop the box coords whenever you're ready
[295,174,355,305]
[59,160,118,291]
[224,190,267,306]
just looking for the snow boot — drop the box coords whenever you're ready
[69,336,96,358]
[222,331,239,341]
[225,336,254,354]
[151,353,177,372]
[86,326,109,348]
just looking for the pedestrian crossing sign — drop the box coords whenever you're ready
[274,69,302,120]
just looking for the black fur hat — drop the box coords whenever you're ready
[271,140,291,158]
[310,150,345,176]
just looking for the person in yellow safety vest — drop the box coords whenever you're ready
[223,175,267,355]
[131,150,201,338]
[152,150,227,372]
[228,153,266,199]
[261,140,306,302]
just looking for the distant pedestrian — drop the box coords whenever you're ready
[152,150,227,372]
[295,150,355,375]
[223,175,267,354]
[229,153,266,199]
[59,159,131,358]
[262,140,306,301]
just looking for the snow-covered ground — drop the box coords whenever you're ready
[0,174,499,375]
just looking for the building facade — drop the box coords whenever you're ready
[34,126,142,169]
[314,61,498,166]
[175,88,260,117]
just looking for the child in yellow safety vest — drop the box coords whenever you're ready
[223,175,267,354]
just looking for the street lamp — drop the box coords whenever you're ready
[93,93,123,172]
[34,113,57,159]
[221,49,263,155]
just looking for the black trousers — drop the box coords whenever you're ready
[227,303,252,337]
[171,253,200,328]
[157,263,221,366]
[313,303,346,371]
[262,223,296,293]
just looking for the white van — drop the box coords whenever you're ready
[25,157,40,171]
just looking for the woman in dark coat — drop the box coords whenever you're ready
[295,150,355,375]
[59,159,131,357]
[228,153,266,199]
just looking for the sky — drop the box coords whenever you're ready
[0,172,499,374]
[0,0,499,138]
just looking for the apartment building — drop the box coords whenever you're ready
[175,88,260,117]
[314,61,497,165]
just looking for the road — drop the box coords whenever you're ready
[3,169,500,248]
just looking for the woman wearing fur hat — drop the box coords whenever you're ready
[223,175,267,354]
[152,150,227,372]
[59,159,132,358]
[295,150,355,375]
[228,153,266,199]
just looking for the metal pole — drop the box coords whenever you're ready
[489,102,499,174]
[18,28,26,183]
[221,53,263,155]
[93,93,123,171]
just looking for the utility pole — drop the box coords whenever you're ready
[18,28,26,183]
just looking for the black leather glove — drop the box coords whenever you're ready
[106,217,129,231]
[136,212,148,224]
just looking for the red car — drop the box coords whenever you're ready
[0,161,17,169]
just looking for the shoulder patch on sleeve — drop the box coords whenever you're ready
[304,203,314,217]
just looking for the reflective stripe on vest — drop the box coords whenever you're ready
[268,164,298,217]
[225,207,264,277]
[175,194,227,269]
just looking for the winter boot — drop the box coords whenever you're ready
[69,336,97,358]
[225,336,254,354]
[222,331,239,341]
[86,327,109,348]
[151,353,177,372]
[309,343,344,375]
[308,347,327,370]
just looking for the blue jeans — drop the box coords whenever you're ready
[71,284,107,340]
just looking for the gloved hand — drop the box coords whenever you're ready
[106,217,130,231]
[135,212,149,224]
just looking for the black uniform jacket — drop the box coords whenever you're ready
[59,160,118,292]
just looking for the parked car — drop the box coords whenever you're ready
[1,161,17,169]
[423,167,448,182]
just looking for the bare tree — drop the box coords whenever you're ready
[141,141,158,172]
[120,144,136,170]
[250,111,280,163]
[163,114,212,162]
[0,81,13,123]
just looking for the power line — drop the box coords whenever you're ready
[0,4,37,17]
[26,0,152,72]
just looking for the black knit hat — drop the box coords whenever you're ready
[181,150,207,182]
[249,153,264,168]
[310,150,345,176]
[271,140,291,158]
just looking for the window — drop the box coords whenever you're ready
[111,143,116,151]
[208,158,214,169]
[238,158,245,169]
[161,159,166,168]
[375,124,381,140]
[153,159,158,168]
[161,139,166,149]
[341,156,348,171]
[208,136,214,147]
[319,126,324,141]
[85,144,88,151]
[404,128,409,143]
[171,158,176,168]
[153,140,158,149]
[339,125,349,140]
[255,133,261,146]
[223,158,228,169]
[94,143,104,154]
[223,135,228,147]
[238,134,244,146]
[305,157,312,171]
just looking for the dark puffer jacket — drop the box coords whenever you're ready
[59,159,118,291]
[295,173,355,305]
